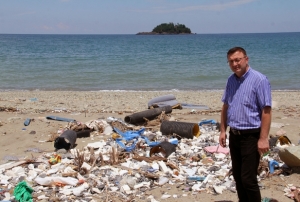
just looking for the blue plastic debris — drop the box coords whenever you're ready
[199,119,216,126]
[24,118,31,126]
[269,160,280,174]
[186,176,206,181]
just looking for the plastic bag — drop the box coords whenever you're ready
[114,127,145,151]
[13,181,33,202]
[114,127,145,141]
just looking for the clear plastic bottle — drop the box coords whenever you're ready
[145,147,150,157]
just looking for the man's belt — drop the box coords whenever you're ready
[230,128,261,135]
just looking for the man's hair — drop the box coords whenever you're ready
[227,47,247,57]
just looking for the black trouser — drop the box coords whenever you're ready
[229,131,261,202]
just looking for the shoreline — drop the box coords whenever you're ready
[1,90,300,110]
[2,89,300,92]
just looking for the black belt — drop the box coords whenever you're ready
[230,128,261,135]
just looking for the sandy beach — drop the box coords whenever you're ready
[0,90,300,201]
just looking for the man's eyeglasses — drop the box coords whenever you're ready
[227,56,246,65]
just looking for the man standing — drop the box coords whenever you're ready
[219,47,272,202]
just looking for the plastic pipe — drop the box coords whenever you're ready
[160,121,200,139]
[148,94,177,108]
[124,105,172,124]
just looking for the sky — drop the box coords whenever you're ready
[0,0,299,34]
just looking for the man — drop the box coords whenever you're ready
[219,47,272,202]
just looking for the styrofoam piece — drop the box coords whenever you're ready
[192,183,203,191]
[213,185,226,194]
[91,187,101,194]
[151,162,159,170]
[215,168,229,178]
[214,153,226,159]
[121,185,131,194]
[37,195,49,200]
[28,164,35,170]
[46,168,58,175]
[86,141,107,149]
[110,187,119,192]
[0,179,9,185]
[119,169,128,176]
[203,174,212,184]
[157,161,170,173]
[81,162,92,171]
[11,166,26,176]
[103,125,113,135]
[27,170,38,181]
[161,194,171,199]
[2,192,11,201]
[158,176,169,185]
[183,167,197,176]
[147,195,159,202]
[134,181,151,189]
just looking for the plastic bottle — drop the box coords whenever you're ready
[186,176,206,181]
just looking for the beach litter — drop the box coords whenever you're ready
[13,180,33,202]
[54,130,77,151]
[147,94,209,110]
[0,113,298,201]
[124,106,172,125]
[23,118,32,126]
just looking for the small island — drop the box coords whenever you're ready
[137,23,194,35]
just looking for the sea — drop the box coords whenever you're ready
[0,32,299,91]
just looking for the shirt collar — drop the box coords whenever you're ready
[234,66,251,81]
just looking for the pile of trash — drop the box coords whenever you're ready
[0,99,300,201]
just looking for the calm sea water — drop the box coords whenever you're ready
[0,33,299,91]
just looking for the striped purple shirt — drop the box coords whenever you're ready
[222,67,272,130]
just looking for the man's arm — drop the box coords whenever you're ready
[258,106,271,154]
[219,103,228,147]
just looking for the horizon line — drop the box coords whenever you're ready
[0,31,300,35]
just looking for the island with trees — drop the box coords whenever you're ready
[137,23,194,35]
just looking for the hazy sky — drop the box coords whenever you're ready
[1,0,299,34]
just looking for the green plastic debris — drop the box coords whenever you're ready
[13,181,33,202]
[262,197,271,202]
[261,197,278,202]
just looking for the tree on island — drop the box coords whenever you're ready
[152,23,191,34]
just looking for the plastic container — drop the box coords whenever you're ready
[54,130,77,150]
[150,141,176,158]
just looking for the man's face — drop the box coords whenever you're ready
[227,51,249,77]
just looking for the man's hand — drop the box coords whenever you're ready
[219,132,227,147]
[258,137,269,155]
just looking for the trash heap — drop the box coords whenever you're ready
[0,108,299,201]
